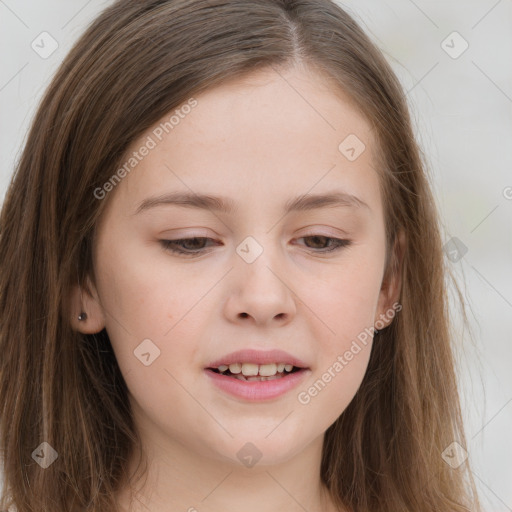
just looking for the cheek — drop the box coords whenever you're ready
[295,340,372,435]
[296,263,380,416]
[95,236,200,335]
[93,241,209,395]
[307,249,384,340]
[95,255,207,435]
[295,250,382,418]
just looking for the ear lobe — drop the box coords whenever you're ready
[69,275,106,334]
[375,230,405,327]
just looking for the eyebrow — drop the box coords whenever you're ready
[134,190,370,215]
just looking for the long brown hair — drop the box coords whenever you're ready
[0,1,481,510]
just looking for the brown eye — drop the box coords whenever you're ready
[160,237,218,256]
[298,235,351,253]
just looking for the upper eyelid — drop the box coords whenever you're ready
[163,233,349,242]
[160,225,351,238]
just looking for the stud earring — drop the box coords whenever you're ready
[78,312,88,321]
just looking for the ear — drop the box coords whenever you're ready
[69,275,106,334]
[374,229,405,328]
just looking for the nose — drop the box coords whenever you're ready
[223,243,297,327]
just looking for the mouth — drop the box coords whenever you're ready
[204,349,310,400]
[206,362,304,382]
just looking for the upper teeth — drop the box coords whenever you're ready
[217,363,294,376]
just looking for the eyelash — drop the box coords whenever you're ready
[159,235,351,257]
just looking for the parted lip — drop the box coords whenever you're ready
[206,349,309,369]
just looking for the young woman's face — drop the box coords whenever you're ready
[83,65,399,467]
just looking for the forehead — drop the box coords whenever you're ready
[106,64,381,219]
[176,64,372,150]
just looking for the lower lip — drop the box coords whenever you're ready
[204,368,310,401]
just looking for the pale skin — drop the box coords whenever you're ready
[70,62,403,512]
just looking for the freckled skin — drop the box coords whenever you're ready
[73,64,401,512]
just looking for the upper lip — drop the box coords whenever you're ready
[206,349,309,369]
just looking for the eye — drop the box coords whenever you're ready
[160,237,218,256]
[296,234,352,253]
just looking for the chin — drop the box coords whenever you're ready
[206,432,312,469]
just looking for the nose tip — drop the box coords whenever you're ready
[225,263,296,327]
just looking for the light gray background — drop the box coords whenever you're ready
[1,0,511,509]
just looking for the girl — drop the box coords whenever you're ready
[0,1,482,511]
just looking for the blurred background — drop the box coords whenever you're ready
[0,0,511,509]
